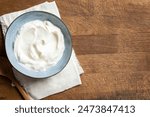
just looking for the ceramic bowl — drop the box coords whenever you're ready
[5,11,72,78]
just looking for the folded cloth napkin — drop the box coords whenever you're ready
[0,1,84,99]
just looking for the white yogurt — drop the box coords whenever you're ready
[14,20,65,71]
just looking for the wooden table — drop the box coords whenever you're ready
[0,0,150,100]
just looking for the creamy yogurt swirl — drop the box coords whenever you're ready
[14,20,65,71]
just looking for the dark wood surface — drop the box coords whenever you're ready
[0,0,150,99]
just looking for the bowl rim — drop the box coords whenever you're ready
[5,11,72,79]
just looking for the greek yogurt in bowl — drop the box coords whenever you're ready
[14,20,65,71]
[5,11,72,78]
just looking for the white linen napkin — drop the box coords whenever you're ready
[0,1,84,99]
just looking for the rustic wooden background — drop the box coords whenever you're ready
[0,0,150,99]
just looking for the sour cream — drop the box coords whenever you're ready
[14,20,65,71]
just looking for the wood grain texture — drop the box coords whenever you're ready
[0,0,150,99]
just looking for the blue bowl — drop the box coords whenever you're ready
[5,11,72,78]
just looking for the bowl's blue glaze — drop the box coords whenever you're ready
[5,11,72,78]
